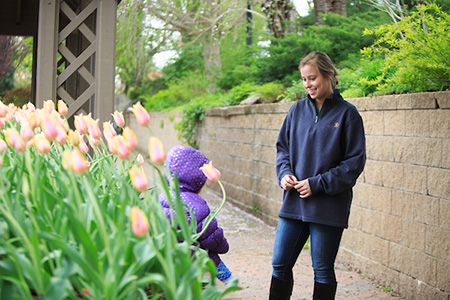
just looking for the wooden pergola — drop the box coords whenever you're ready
[0,0,120,124]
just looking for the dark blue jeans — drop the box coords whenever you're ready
[271,217,344,285]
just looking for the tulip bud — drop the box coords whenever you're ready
[123,127,138,150]
[57,100,68,116]
[130,206,150,237]
[148,136,165,164]
[33,135,51,154]
[0,139,7,152]
[43,100,55,114]
[129,102,150,127]
[103,121,117,140]
[200,161,221,182]
[68,130,80,147]
[129,165,149,192]
[74,115,88,134]
[136,153,144,166]
[112,111,125,127]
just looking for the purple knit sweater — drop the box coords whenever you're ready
[159,146,229,266]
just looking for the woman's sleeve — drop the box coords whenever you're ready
[308,115,366,195]
[276,111,293,186]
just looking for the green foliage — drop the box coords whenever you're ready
[256,82,285,103]
[2,85,32,107]
[278,80,307,102]
[220,81,258,106]
[174,94,223,148]
[362,4,450,93]
[252,10,390,85]
[143,71,211,112]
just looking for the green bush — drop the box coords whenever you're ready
[362,4,450,93]
[143,71,211,112]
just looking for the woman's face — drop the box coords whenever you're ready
[300,63,332,103]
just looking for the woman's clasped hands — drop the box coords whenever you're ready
[281,174,312,198]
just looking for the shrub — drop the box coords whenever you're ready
[2,84,32,107]
[362,4,450,93]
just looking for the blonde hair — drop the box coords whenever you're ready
[299,52,339,90]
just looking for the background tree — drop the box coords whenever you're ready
[313,0,347,25]
[0,36,29,95]
[261,0,299,38]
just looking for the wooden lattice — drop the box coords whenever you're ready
[57,0,98,118]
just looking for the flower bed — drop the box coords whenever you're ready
[0,100,238,299]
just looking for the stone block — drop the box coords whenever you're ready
[435,91,450,109]
[392,136,416,163]
[443,139,450,169]
[253,129,278,146]
[398,273,418,300]
[416,138,442,168]
[389,243,436,285]
[411,92,439,109]
[430,110,450,138]
[360,111,384,135]
[428,167,450,199]
[369,185,392,213]
[402,164,428,194]
[425,225,450,261]
[364,160,383,185]
[440,199,450,230]
[437,260,450,293]
[380,213,402,244]
[413,194,439,226]
[381,161,403,189]
[405,110,430,137]
[400,219,425,251]
[254,113,284,130]
[348,205,363,230]
[391,189,415,219]
[366,135,393,161]
[384,110,405,136]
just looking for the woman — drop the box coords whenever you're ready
[269,52,366,300]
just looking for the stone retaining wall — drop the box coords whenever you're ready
[130,91,450,300]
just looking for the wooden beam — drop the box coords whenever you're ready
[36,0,59,107]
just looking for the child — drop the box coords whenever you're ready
[158,146,234,285]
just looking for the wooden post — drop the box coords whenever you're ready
[36,0,59,108]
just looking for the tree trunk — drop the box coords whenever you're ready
[202,30,222,93]
[261,0,298,38]
[313,0,347,26]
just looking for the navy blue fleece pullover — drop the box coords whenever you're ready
[276,90,366,228]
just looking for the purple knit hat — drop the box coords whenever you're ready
[164,146,210,193]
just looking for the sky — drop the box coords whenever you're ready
[292,0,310,16]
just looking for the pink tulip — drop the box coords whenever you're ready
[33,135,51,154]
[0,101,8,118]
[88,135,101,148]
[136,153,144,166]
[0,155,2,167]
[200,161,221,182]
[62,149,89,174]
[40,114,58,141]
[55,126,68,144]
[68,130,79,147]
[20,123,34,141]
[130,206,150,237]
[43,100,55,114]
[112,111,125,127]
[103,121,117,140]
[28,112,39,129]
[57,100,68,116]
[0,139,7,152]
[148,136,165,164]
[88,118,102,140]
[4,128,20,149]
[78,139,89,154]
[74,115,88,134]
[0,118,5,129]
[113,136,131,159]
[123,127,138,150]
[129,165,149,192]
[71,149,89,174]
[129,102,150,127]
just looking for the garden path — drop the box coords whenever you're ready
[202,189,403,300]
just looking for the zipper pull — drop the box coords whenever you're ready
[315,115,318,123]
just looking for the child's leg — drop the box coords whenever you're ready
[216,260,233,284]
